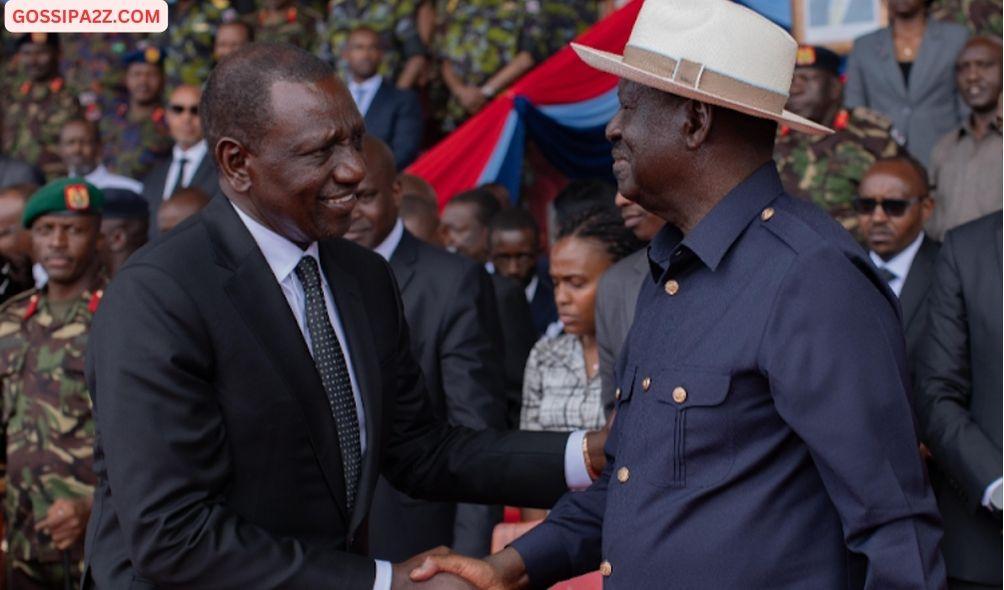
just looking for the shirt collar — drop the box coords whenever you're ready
[374,218,405,261]
[648,163,783,280]
[230,200,319,284]
[869,232,925,280]
[525,274,539,301]
[959,115,1003,138]
[349,74,382,93]
[173,139,208,164]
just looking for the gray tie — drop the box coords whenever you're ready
[876,267,897,284]
[294,255,361,512]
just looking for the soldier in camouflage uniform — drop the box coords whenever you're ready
[160,0,235,88]
[1,34,82,181]
[98,47,173,181]
[320,0,426,86]
[252,0,324,51]
[58,33,138,111]
[0,178,105,589]
[932,0,1003,36]
[774,45,905,233]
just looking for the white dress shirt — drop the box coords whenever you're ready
[347,74,382,117]
[85,164,144,193]
[869,232,925,297]
[234,203,591,590]
[162,140,208,200]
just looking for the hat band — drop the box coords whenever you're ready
[622,46,788,114]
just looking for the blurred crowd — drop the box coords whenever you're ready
[0,0,1001,588]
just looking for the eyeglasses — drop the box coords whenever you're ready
[168,104,198,115]
[852,196,924,217]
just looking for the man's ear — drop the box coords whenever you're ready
[215,137,251,193]
[683,100,713,150]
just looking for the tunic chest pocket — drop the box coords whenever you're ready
[641,369,734,489]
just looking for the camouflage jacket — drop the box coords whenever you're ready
[932,0,1002,36]
[0,284,103,564]
[321,0,424,82]
[59,33,138,100]
[98,99,173,181]
[161,0,234,88]
[252,5,324,52]
[774,107,905,233]
[1,78,82,181]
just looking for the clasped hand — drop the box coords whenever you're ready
[392,546,527,590]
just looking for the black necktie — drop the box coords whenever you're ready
[294,255,361,512]
[876,267,897,283]
[170,157,188,196]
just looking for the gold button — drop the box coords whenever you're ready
[641,377,652,391]
[599,561,612,576]
[614,387,622,400]
[761,207,775,221]
[664,279,680,295]
[617,466,630,483]
[672,386,687,404]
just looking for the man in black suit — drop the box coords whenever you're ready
[141,84,218,237]
[344,136,504,561]
[440,188,537,428]
[918,211,1003,590]
[344,26,423,170]
[489,209,557,338]
[83,43,604,589]
[855,156,940,386]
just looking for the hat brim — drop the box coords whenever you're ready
[572,43,832,136]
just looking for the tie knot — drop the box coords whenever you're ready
[877,267,897,283]
[295,255,322,288]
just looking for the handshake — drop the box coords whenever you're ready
[391,545,530,590]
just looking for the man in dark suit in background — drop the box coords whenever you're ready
[855,156,940,386]
[440,188,537,428]
[918,211,1003,590]
[345,136,505,561]
[344,26,423,170]
[489,208,557,337]
[141,84,218,237]
[83,43,605,589]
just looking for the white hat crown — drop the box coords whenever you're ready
[627,0,797,97]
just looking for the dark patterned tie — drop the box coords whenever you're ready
[171,158,188,196]
[294,255,361,512]
[876,267,897,284]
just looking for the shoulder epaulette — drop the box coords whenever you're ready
[850,106,894,130]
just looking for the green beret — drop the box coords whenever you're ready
[23,178,104,228]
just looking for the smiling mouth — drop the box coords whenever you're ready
[321,193,356,205]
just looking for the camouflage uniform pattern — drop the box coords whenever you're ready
[252,5,324,51]
[59,33,137,102]
[160,0,234,88]
[98,99,173,181]
[0,285,103,578]
[931,0,1003,36]
[774,107,905,232]
[1,78,82,181]
[321,0,424,82]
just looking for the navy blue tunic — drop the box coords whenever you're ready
[512,164,945,589]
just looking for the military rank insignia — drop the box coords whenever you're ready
[64,184,91,211]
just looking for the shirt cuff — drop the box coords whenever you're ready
[564,430,592,491]
[981,477,1003,510]
[373,559,392,590]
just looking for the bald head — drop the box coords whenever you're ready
[167,84,203,149]
[158,187,210,234]
[398,173,437,206]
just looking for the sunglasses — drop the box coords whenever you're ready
[169,104,198,115]
[852,196,923,217]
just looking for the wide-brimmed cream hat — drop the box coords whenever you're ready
[573,0,832,135]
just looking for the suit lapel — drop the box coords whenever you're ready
[877,29,909,99]
[317,241,382,537]
[909,22,941,101]
[363,81,390,128]
[899,236,938,327]
[388,230,417,294]
[203,198,350,522]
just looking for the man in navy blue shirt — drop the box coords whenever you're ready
[411,1,945,588]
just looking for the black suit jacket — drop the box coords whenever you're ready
[490,273,537,429]
[364,80,422,170]
[83,197,568,588]
[141,150,219,237]
[369,229,505,560]
[917,212,1003,585]
[527,271,557,337]
[898,235,941,388]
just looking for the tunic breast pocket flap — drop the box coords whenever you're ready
[644,369,735,489]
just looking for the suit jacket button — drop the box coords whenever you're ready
[615,387,622,400]
[599,561,612,576]
[672,386,687,404]
[617,466,630,483]
[664,279,680,295]
[761,207,775,221]
[642,377,652,391]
